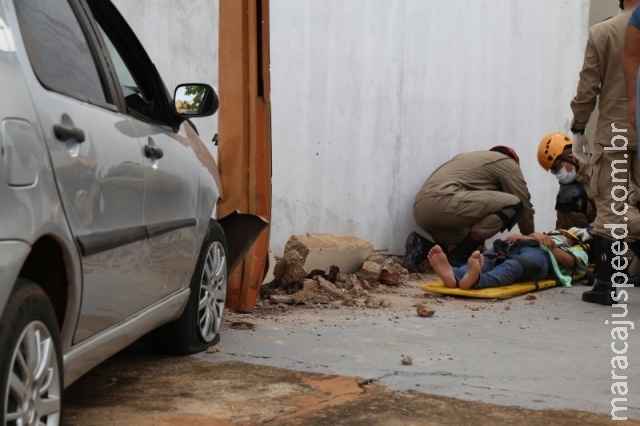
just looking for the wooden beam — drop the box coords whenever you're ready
[218,0,272,312]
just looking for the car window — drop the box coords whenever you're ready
[14,0,107,103]
[98,24,162,121]
[95,24,162,122]
[87,0,169,124]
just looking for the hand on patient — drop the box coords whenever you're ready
[504,232,557,249]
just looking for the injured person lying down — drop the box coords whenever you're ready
[427,229,590,290]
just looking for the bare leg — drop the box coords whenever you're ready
[428,245,457,288]
[459,250,483,290]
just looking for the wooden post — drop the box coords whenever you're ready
[218,0,272,312]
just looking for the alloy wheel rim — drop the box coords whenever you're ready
[198,241,227,342]
[4,321,61,425]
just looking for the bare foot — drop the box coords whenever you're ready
[428,245,457,288]
[459,250,483,290]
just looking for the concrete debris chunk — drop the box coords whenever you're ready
[259,235,418,310]
[401,355,413,365]
[357,261,382,281]
[273,250,308,285]
[270,295,294,304]
[317,276,344,298]
[205,345,220,354]
[416,303,435,317]
[291,279,330,305]
[379,272,400,286]
[365,253,387,265]
[284,233,373,274]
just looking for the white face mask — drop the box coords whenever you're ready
[555,168,576,184]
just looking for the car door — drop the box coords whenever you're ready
[13,0,150,342]
[85,0,200,298]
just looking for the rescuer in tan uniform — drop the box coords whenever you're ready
[571,0,640,305]
[411,146,534,267]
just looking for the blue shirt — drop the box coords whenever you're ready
[630,4,640,28]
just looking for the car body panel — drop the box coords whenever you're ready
[0,0,210,365]
[63,288,190,386]
[0,240,30,314]
[0,0,266,400]
[132,120,200,299]
[12,2,154,340]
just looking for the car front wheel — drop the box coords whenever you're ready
[0,279,63,425]
[152,220,228,355]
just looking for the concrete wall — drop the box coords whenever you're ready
[590,0,621,24]
[114,0,591,256]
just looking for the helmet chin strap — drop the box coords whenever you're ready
[559,155,580,172]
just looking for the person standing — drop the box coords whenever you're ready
[572,0,640,305]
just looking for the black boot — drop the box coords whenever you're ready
[402,232,436,273]
[626,273,640,287]
[448,233,484,267]
[582,235,615,305]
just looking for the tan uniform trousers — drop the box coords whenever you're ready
[590,143,640,274]
[413,190,521,247]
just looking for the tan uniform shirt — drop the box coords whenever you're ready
[415,151,535,235]
[571,9,638,148]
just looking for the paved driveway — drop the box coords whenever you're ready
[64,277,639,424]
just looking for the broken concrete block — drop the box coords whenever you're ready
[291,279,332,304]
[284,233,373,274]
[379,272,400,286]
[381,258,405,274]
[273,250,308,285]
[261,250,277,284]
[416,303,435,317]
[356,261,381,281]
[365,253,387,265]
[340,274,360,290]
[269,295,294,304]
[317,276,344,298]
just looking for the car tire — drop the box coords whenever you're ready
[0,279,63,425]
[152,220,229,355]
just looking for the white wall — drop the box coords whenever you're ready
[269,0,589,255]
[114,0,591,256]
[590,0,621,24]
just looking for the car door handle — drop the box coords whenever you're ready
[144,145,164,159]
[53,124,85,143]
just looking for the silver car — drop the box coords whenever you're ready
[0,0,264,424]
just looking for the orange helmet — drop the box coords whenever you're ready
[489,145,520,165]
[537,132,572,171]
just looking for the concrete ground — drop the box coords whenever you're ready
[208,277,640,418]
[63,275,640,424]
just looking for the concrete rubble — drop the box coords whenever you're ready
[261,233,411,308]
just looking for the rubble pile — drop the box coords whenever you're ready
[259,251,411,309]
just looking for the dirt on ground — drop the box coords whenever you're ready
[61,253,635,425]
[63,342,621,426]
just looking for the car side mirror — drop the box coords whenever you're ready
[173,84,219,117]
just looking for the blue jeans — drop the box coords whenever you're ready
[452,246,550,289]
